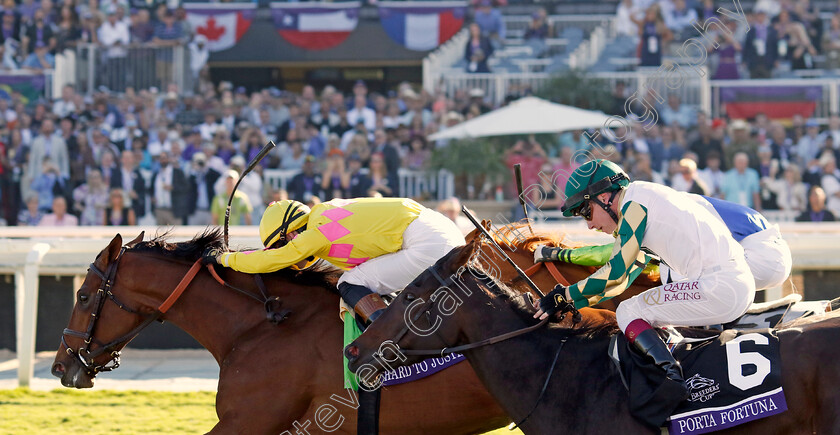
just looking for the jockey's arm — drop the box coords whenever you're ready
[566,201,651,309]
[219,230,322,274]
[536,243,613,266]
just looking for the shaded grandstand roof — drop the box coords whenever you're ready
[208,18,430,67]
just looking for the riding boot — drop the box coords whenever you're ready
[338,282,387,328]
[632,328,685,386]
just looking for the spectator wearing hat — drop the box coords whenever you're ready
[288,155,323,203]
[99,5,130,91]
[110,149,146,219]
[21,39,54,70]
[320,148,347,200]
[796,186,836,222]
[725,119,760,170]
[465,22,494,73]
[210,169,252,226]
[151,150,190,225]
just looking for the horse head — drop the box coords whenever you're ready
[345,238,534,381]
[52,232,151,388]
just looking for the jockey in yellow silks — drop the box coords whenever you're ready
[204,197,466,323]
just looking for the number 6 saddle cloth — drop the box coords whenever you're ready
[610,328,786,435]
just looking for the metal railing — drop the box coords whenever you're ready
[68,43,191,94]
[503,14,615,40]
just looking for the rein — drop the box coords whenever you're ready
[523,261,571,286]
[62,246,290,376]
[378,260,579,430]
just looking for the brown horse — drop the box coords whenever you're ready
[466,222,660,310]
[348,240,840,434]
[50,230,510,434]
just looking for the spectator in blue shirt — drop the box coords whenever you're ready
[21,40,54,69]
[473,0,504,49]
[721,152,761,209]
[661,94,695,129]
[152,9,183,46]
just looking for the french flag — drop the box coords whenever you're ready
[378,2,467,51]
[270,2,360,51]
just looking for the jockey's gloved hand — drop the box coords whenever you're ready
[202,247,224,265]
[538,284,569,317]
[533,244,566,263]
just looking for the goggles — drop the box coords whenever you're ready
[572,200,593,221]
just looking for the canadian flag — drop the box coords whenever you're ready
[184,4,256,52]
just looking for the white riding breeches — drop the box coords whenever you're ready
[616,258,756,331]
[660,226,792,291]
[338,208,466,294]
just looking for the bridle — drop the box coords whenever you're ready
[61,247,208,376]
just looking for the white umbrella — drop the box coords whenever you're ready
[429,96,614,141]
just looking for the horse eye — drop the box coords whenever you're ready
[404,293,416,302]
[78,293,89,303]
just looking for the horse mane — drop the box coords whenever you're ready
[466,260,619,339]
[491,222,581,251]
[130,228,341,293]
[492,221,661,285]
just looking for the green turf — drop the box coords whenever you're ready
[0,389,523,434]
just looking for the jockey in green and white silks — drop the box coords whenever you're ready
[535,194,793,291]
[533,159,756,397]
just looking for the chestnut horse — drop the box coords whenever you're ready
[348,240,840,434]
[465,222,661,310]
[51,230,510,434]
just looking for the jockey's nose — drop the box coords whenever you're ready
[344,345,359,362]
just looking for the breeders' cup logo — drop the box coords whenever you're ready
[643,280,706,306]
[686,373,720,403]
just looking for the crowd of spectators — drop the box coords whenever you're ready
[510,80,840,222]
[1,73,839,228]
[0,0,205,77]
[616,0,835,76]
[0,78,516,228]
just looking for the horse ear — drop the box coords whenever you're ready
[105,234,123,262]
[480,219,491,231]
[444,239,479,275]
[126,231,145,248]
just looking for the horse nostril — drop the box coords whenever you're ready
[345,345,359,361]
[51,362,65,378]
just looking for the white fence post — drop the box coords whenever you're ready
[16,243,50,387]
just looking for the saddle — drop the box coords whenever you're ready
[609,327,788,434]
[728,293,830,329]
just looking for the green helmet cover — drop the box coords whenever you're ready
[561,159,630,217]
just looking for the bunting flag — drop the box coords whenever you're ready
[378,1,466,51]
[184,4,256,52]
[720,85,823,120]
[270,2,360,51]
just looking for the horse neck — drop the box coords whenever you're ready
[125,254,337,365]
[454,286,617,428]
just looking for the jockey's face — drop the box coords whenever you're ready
[586,192,619,234]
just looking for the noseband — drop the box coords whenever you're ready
[61,247,204,375]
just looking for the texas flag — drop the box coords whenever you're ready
[378,2,466,51]
[184,4,256,52]
[270,2,360,51]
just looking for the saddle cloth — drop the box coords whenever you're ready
[341,301,465,390]
[611,329,787,434]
